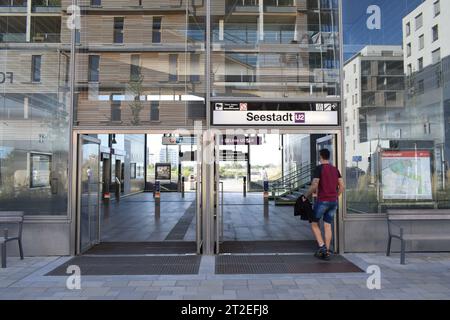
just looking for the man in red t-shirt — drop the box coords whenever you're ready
[303,149,344,260]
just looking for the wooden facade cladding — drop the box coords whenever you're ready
[0,48,69,94]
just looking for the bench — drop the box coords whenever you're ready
[386,210,450,265]
[0,212,24,268]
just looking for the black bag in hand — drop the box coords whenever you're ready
[294,195,314,223]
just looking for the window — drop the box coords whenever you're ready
[75,29,80,45]
[432,48,441,64]
[434,0,440,17]
[353,64,356,73]
[419,34,424,50]
[111,94,121,121]
[150,101,159,121]
[405,22,411,36]
[406,43,411,57]
[432,25,439,42]
[418,57,423,71]
[355,93,358,104]
[407,63,412,76]
[417,79,424,95]
[355,78,358,89]
[130,163,136,179]
[30,153,51,188]
[190,54,200,82]
[88,55,100,82]
[113,17,124,44]
[152,17,162,43]
[31,55,41,82]
[91,0,101,5]
[169,54,178,82]
[130,54,141,81]
[346,83,349,93]
[415,13,423,30]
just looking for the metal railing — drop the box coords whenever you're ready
[270,163,315,199]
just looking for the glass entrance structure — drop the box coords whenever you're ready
[1,0,449,256]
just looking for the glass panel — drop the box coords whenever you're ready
[343,0,450,214]
[212,0,340,99]
[79,138,100,251]
[74,1,207,128]
[0,4,70,215]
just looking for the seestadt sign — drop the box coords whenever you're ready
[212,104,339,126]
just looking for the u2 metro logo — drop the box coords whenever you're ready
[294,112,305,124]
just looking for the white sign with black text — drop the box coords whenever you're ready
[213,110,338,126]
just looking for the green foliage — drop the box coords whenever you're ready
[128,74,145,126]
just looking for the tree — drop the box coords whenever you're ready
[128,74,145,126]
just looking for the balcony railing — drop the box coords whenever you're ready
[213,24,338,46]
[32,0,61,12]
[31,32,60,43]
[0,3,27,13]
[0,33,27,43]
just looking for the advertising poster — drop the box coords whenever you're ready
[381,151,432,200]
[155,163,171,181]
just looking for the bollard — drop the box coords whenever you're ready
[155,181,160,219]
[263,180,269,218]
[181,176,185,198]
[243,176,247,198]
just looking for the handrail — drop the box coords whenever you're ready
[270,163,314,188]
[270,163,315,199]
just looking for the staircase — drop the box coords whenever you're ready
[270,163,314,206]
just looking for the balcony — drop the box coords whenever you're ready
[32,0,61,13]
[31,16,61,43]
[228,0,297,14]
[265,0,297,13]
[0,0,27,13]
[0,16,26,43]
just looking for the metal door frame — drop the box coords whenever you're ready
[71,129,204,255]
[76,134,101,254]
[212,128,344,255]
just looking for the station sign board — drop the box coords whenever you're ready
[220,135,262,145]
[212,102,339,126]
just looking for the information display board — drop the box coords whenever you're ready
[381,151,433,200]
[155,163,171,181]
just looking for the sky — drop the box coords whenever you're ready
[343,0,424,60]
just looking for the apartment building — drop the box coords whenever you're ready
[402,0,450,183]
[343,45,404,172]
[403,0,449,75]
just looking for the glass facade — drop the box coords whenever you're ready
[0,1,70,216]
[211,0,340,99]
[343,0,450,213]
[72,0,207,128]
[1,0,448,229]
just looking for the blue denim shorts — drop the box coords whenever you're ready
[313,201,338,224]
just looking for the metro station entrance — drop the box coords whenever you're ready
[74,129,342,256]
[74,131,203,255]
[214,131,341,255]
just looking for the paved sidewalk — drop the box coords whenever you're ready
[0,253,449,300]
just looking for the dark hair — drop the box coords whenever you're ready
[319,149,331,160]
